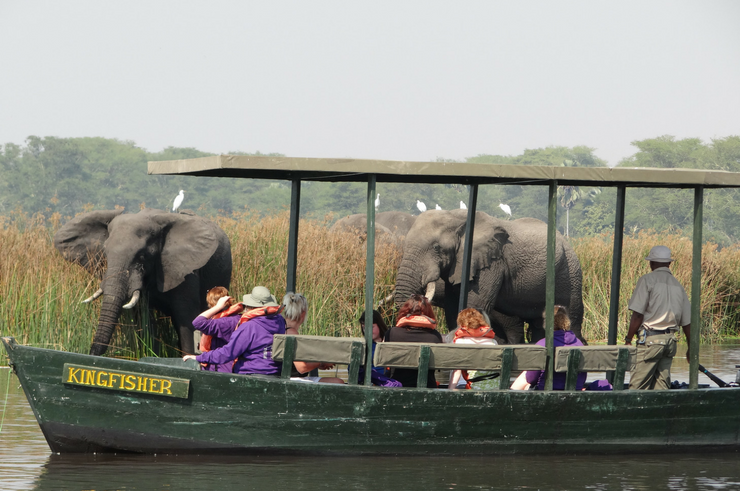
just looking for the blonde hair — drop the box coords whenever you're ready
[206,286,231,308]
[457,308,488,331]
[282,292,308,322]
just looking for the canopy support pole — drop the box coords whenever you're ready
[286,179,301,293]
[364,175,377,386]
[606,185,626,384]
[458,184,479,314]
[689,186,703,390]
[544,181,557,391]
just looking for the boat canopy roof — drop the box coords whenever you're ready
[148,153,740,391]
[148,155,740,189]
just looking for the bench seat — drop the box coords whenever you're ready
[374,343,547,389]
[554,345,637,391]
[272,334,366,384]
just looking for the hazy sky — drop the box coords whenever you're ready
[1,1,738,166]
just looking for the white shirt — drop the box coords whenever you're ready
[628,267,691,330]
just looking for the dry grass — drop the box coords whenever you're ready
[2,211,738,359]
[0,211,402,356]
[574,231,740,343]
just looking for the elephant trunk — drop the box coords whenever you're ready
[90,267,129,356]
[395,247,438,307]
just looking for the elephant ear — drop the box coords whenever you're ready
[53,209,124,276]
[155,213,220,292]
[449,224,509,285]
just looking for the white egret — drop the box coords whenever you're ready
[435,204,442,210]
[416,200,427,213]
[499,203,512,217]
[375,193,380,211]
[172,190,185,213]
[460,201,467,210]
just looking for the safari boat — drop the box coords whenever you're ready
[4,158,740,455]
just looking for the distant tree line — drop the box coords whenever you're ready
[1,135,739,244]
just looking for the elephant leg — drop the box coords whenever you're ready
[489,311,525,344]
[443,281,460,333]
[161,276,203,355]
[527,316,546,344]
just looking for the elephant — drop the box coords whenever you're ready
[395,210,584,344]
[331,211,417,239]
[54,208,232,356]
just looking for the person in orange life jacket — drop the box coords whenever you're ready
[183,286,285,375]
[448,308,497,390]
[194,286,245,372]
[282,292,344,384]
[510,305,586,390]
[384,294,443,388]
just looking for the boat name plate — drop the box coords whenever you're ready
[62,363,190,399]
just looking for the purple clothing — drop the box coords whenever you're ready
[193,315,240,372]
[196,314,286,375]
[526,331,587,390]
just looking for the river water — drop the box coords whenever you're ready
[1,344,739,491]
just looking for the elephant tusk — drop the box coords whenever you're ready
[81,288,104,304]
[378,291,395,307]
[425,282,436,301]
[122,290,140,309]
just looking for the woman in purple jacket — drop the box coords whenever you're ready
[510,305,587,391]
[183,286,286,376]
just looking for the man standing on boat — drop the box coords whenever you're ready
[625,245,691,390]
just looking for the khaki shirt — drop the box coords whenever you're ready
[628,267,691,330]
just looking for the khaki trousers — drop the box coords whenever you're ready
[629,332,678,390]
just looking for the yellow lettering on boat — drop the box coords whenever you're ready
[96,371,109,387]
[62,364,189,399]
[67,367,81,384]
[109,373,120,388]
[124,375,136,390]
[159,379,172,395]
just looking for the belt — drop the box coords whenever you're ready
[644,328,678,336]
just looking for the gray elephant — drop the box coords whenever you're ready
[331,211,417,239]
[54,208,232,356]
[395,210,584,344]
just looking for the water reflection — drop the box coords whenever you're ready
[29,452,740,491]
[2,343,740,491]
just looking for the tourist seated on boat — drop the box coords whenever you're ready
[357,309,400,387]
[385,294,443,388]
[510,305,587,391]
[448,308,497,390]
[194,286,245,372]
[282,292,344,384]
[183,286,285,376]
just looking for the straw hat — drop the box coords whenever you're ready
[645,245,674,263]
[242,286,279,307]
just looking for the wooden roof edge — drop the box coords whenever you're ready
[147,155,740,188]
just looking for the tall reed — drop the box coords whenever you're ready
[574,231,740,343]
[2,211,739,362]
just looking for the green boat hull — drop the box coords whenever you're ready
[4,337,740,455]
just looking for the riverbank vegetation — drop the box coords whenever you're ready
[2,211,739,358]
[3,135,740,243]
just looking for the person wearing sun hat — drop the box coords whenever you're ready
[184,286,286,375]
[625,246,691,390]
